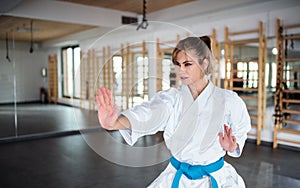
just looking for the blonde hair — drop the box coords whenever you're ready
[172,36,214,75]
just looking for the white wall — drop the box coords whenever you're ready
[0,40,47,103]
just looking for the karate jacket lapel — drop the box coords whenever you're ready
[165,83,225,157]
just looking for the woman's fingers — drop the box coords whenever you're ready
[224,124,233,137]
[232,135,236,143]
[219,124,237,152]
[105,88,114,106]
[96,94,101,107]
[97,87,113,108]
[100,88,109,104]
[95,87,119,130]
[97,88,105,108]
[224,124,229,135]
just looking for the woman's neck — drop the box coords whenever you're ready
[188,79,209,100]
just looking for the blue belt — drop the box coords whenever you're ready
[170,156,224,188]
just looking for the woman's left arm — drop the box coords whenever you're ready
[219,93,251,157]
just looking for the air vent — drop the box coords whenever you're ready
[122,16,138,25]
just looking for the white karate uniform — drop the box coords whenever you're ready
[120,82,251,188]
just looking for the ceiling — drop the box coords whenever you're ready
[0,0,195,42]
[61,0,194,14]
[0,15,96,42]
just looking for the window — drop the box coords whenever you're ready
[136,55,148,96]
[113,56,123,95]
[112,55,149,109]
[162,54,173,90]
[61,46,80,98]
[248,61,258,88]
[271,62,277,88]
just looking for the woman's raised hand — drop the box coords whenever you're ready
[96,87,119,130]
[218,124,238,152]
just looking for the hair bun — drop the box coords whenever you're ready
[199,36,211,51]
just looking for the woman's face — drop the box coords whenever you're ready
[174,50,206,86]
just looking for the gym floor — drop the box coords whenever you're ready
[0,104,299,188]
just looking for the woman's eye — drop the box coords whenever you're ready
[175,62,181,67]
[185,63,192,67]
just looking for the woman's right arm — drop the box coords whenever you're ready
[96,87,131,130]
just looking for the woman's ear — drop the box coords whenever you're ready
[202,58,209,73]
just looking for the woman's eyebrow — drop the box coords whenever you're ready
[182,60,192,64]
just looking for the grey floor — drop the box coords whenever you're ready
[0,104,300,188]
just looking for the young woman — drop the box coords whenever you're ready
[96,36,251,188]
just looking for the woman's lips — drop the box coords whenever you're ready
[180,76,188,80]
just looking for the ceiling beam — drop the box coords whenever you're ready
[3,0,138,28]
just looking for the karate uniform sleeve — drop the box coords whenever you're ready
[227,93,251,157]
[119,89,177,146]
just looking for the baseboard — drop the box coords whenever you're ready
[0,100,41,105]
[0,130,80,144]
[246,138,300,152]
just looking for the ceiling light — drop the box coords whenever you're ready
[137,0,148,30]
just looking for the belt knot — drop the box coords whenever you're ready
[170,156,224,188]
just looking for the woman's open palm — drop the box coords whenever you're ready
[96,87,119,130]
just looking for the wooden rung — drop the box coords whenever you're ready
[229,29,259,36]
[277,138,300,145]
[283,23,300,29]
[247,105,258,110]
[278,128,300,135]
[283,99,300,104]
[248,132,257,136]
[233,78,258,82]
[283,57,300,62]
[248,70,259,73]
[283,89,300,94]
[232,78,243,81]
[233,59,259,63]
[283,109,300,115]
[232,69,258,73]
[284,68,300,72]
[283,34,300,40]
[230,38,259,45]
[251,123,257,127]
[283,119,300,125]
[250,114,258,119]
[248,132,257,137]
[283,79,300,82]
[233,87,258,91]
[240,95,258,100]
